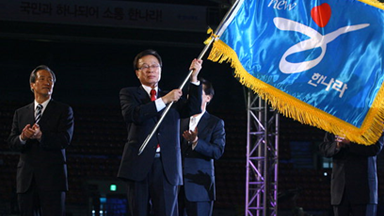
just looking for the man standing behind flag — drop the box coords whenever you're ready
[117,49,203,216]
[178,78,226,216]
[319,132,383,216]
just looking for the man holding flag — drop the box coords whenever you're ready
[117,49,203,216]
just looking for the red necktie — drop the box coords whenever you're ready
[150,89,156,101]
[150,89,160,152]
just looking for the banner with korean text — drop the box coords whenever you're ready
[0,0,207,31]
[208,0,384,145]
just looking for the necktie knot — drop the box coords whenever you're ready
[150,89,156,101]
[35,104,43,123]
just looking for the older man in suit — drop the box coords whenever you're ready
[178,78,226,216]
[8,65,74,216]
[319,132,383,216]
[117,49,202,216]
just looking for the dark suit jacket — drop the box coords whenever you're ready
[117,84,202,186]
[319,132,383,205]
[181,112,226,202]
[7,100,74,193]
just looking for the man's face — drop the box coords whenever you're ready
[30,69,54,97]
[201,86,211,111]
[135,55,161,88]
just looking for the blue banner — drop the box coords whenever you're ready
[208,0,384,144]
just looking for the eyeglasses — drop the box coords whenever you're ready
[138,64,161,71]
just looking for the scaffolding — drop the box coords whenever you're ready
[245,89,279,216]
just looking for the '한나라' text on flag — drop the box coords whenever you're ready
[207,0,384,145]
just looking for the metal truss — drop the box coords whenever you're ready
[245,89,279,216]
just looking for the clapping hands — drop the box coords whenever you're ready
[21,124,42,141]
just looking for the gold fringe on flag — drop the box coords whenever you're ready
[358,0,384,10]
[208,40,384,145]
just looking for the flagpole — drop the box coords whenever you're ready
[138,0,243,155]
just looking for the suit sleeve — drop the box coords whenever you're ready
[40,105,74,150]
[179,83,202,118]
[319,132,384,158]
[8,110,25,151]
[194,119,226,160]
[348,134,384,156]
[318,132,339,158]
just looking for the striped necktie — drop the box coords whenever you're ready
[35,104,43,124]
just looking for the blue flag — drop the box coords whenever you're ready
[208,0,384,145]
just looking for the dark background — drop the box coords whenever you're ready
[1,1,384,216]
[0,1,249,215]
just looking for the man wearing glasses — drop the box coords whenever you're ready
[117,49,203,216]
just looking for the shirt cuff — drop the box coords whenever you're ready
[19,135,26,145]
[191,140,198,150]
[190,80,200,86]
[155,98,166,111]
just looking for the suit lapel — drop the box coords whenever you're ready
[138,86,150,103]
[37,100,54,126]
[158,88,164,98]
[26,103,35,124]
[180,118,189,134]
[197,112,209,134]
[138,86,159,122]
